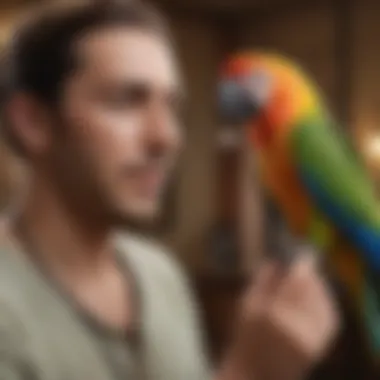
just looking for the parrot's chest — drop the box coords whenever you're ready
[258,145,312,234]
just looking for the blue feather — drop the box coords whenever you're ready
[299,168,380,271]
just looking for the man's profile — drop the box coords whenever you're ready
[0,1,338,379]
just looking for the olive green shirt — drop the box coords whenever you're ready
[0,233,210,380]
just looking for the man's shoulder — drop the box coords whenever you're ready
[0,292,30,358]
[115,232,185,276]
[0,248,46,345]
[0,295,22,328]
[115,232,190,293]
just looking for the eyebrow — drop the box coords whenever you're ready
[104,79,185,97]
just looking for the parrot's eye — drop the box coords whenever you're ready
[217,70,273,125]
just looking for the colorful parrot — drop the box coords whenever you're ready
[217,51,380,355]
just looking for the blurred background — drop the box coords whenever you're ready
[1,0,380,378]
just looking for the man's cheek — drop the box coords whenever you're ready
[93,117,144,154]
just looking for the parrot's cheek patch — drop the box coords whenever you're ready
[218,80,260,124]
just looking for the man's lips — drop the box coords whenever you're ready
[124,167,169,197]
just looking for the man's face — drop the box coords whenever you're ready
[52,27,183,225]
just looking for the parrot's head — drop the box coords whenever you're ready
[218,52,321,149]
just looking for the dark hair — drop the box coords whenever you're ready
[1,0,168,155]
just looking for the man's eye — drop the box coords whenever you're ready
[125,87,149,106]
[107,86,150,108]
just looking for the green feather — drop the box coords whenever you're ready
[309,209,333,251]
[290,110,380,228]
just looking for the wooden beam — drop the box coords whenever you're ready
[158,0,328,22]
[333,0,354,129]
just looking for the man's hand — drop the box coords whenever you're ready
[218,250,340,380]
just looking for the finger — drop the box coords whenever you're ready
[298,243,322,265]
[274,253,319,304]
[269,239,321,278]
[290,246,319,277]
[253,259,283,297]
[243,260,282,315]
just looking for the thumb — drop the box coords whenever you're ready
[252,259,283,297]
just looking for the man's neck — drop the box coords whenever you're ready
[10,175,115,279]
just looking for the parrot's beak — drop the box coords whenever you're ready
[217,79,261,125]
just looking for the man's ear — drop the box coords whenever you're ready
[5,93,53,158]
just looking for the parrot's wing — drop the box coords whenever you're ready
[291,112,380,270]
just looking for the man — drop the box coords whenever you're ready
[0,1,339,379]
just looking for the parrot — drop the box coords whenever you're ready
[217,51,380,356]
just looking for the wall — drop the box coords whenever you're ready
[236,1,338,112]
[351,0,380,183]
[351,0,380,132]
[0,7,26,211]
[163,17,221,270]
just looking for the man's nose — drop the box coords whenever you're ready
[144,104,183,154]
